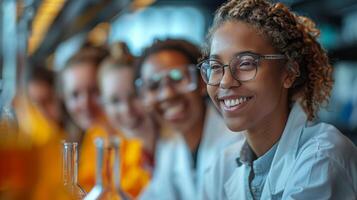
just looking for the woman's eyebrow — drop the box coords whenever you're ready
[231,51,258,58]
[210,51,256,59]
[209,54,220,59]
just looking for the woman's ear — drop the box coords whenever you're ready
[283,61,300,89]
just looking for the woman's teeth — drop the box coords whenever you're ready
[164,103,185,119]
[223,97,251,107]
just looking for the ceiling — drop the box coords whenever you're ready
[24,0,357,64]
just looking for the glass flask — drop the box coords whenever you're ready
[84,137,131,200]
[63,142,87,199]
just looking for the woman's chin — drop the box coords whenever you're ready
[225,120,247,132]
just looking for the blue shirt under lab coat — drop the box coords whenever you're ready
[237,141,278,200]
[201,103,357,200]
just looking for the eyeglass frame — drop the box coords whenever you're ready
[197,51,286,86]
[135,64,198,98]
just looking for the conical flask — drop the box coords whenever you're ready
[63,142,87,199]
[84,137,131,200]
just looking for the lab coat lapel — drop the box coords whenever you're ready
[173,135,196,200]
[224,165,249,200]
[197,105,240,180]
[261,103,307,198]
[173,104,240,200]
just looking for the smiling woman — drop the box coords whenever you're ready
[199,0,357,199]
[206,20,291,142]
[78,42,154,198]
[136,39,243,200]
[98,41,158,170]
[61,45,108,134]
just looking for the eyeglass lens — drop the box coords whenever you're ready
[201,54,258,84]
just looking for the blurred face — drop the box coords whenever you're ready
[140,50,204,134]
[207,20,289,132]
[100,67,150,138]
[62,63,102,130]
[28,80,61,124]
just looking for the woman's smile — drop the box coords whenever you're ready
[161,100,187,122]
[219,95,254,114]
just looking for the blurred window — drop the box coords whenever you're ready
[109,6,206,55]
[319,62,357,143]
[54,33,86,71]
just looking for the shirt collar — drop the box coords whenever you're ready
[236,141,256,167]
[253,142,278,174]
[236,141,278,170]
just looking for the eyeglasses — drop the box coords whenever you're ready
[135,65,197,99]
[197,52,286,86]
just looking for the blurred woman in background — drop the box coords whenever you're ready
[26,65,63,129]
[13,64,65,141]
[60,44,125,193]
[136,39,244,200]
[60,44,109,143]
[96,41,158,196]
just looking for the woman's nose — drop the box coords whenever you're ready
[219,66,241,89]
[157,83,177,102]
[121,101,136,116]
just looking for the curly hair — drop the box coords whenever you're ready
[204,0,333,120]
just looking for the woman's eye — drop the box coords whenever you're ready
[147,80,160,91]
[71,91,79,99]
[209,62,221,69]
[240,61,252,66]
[109,96,120,104]
[239,59,256,70]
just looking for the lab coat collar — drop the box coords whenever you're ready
[173,104,235,174]
[172,103,226,175]
[225,103,308,199]
[226,103,307,199]
[173,103,239,199]
[264,102,307,195]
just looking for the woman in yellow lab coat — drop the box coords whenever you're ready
[60,44,153,197]
[77,42,158,197]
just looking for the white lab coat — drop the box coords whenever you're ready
[139,104,244,200]
[201,103,357,200]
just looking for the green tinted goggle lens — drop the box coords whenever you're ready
[169,69,183,81]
